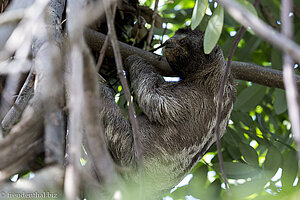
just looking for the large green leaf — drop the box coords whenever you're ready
[214,162,260,179]
[191,0,208,30]
[234,84,266,112]
[239,143,259,167]
[263,145,283,178]
[281,150,298,189]
[273,88,287,114]
[204,5,224,54]
[231,177,267,198]
[236,0,258,16]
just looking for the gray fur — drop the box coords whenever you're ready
[99,28,236,199]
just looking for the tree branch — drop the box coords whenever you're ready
[0,95,44,181]
[1,71,34,136]
[103,0,143,167]
[84,29,300,90]
[281,0,300,159]
[146,0,159,50]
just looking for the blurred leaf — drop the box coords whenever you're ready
[214,162,261,179]
[282,150,298,189]
[271,48,282,70]
[224,127,240,146]
[263,145,283,178]
[169,185,188,199]
[189,165,208,198]
[231,111,254,128]
[273,88,287,114]
[153,27,172,35]
[204,5,224,54]
[226,144,241,160]
[190,165,208,187]
[191,0,208,30]
[239,142,259,167]
[231,177,267,198]
[236,0,258,16]
[206,179,221,199]
[234,84,266,112]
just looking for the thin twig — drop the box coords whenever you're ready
[281,1,300,159]
[96,35,110,72]
[103,0,142,167]
[103,0,144,197]
[146,0,159,50]
[214,0,261,193]
[95,3,117,72]
[132,7,141,46]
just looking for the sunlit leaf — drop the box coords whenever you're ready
[231,177,267,198]
[204,5,224,54]
[234,84,266,112]
[214,162,261,179]
[273,88,287,114]
[282,150,298,188]
[263,145,283,178]
[239,143,259,167]
[191,0,208,30]
[235,0,258,16]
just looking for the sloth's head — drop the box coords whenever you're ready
[164,28,224,79]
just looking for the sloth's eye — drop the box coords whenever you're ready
[178,38,187,46]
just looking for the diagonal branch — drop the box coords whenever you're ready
[146,0,159,50]
[1,71,34,136]
[103,0,143,167]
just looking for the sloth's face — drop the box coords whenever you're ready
[164,28,221,79]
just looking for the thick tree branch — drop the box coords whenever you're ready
[84,29,300,90]
[0,165,64,196]
[66,2,119,199]
[42,0,66,166]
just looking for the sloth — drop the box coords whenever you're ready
[98,28,236,199]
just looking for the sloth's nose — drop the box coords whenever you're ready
[164,39,176,49]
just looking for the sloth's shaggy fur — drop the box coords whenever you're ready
[99,28,236,199]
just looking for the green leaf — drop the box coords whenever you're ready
[239,143,259,167]
[263,145,283,178]
[231,111,254,128]
[273,88,287,114]
[204,5,224,54]
[271,48,282,70]
[226,144,241,160]
[236,0,258,16]
[234,84,266,112]
[191,0,208,30]
[282,150,298,189]
[214,162,260,179]
[231,177,267,198]
[190,165,208,187]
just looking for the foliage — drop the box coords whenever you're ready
[129,0,300,199]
